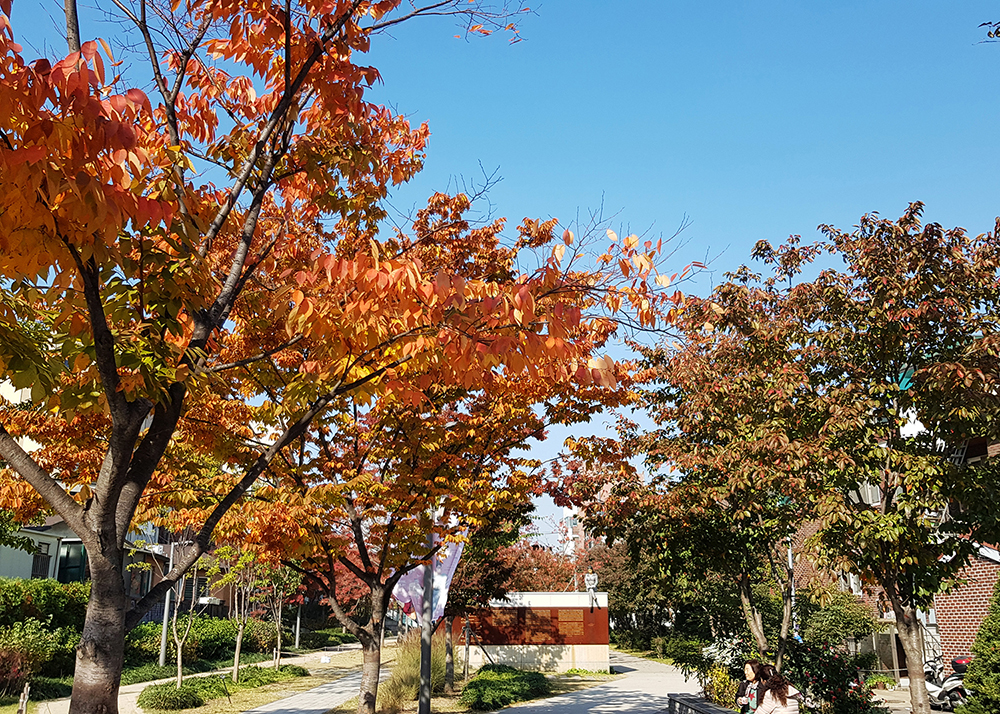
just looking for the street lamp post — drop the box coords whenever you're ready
[158,543,175,667]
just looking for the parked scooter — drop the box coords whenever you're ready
[924,655,972,711]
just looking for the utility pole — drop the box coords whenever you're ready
[418,531,434,714]
[158,543,175,667]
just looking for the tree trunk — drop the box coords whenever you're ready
[274,602,282,669]
[69,556,127,714]
[444,615,455,694]
[232,620,245,683]
[775,577,794,671]
[737,573,768,656]
[356,627,382,714]
[891,595,931,714]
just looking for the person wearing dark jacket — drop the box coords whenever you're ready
[736,660,764,714]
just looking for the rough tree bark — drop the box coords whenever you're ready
[887,585,932,714]
[70,555,127,714]
[737,572,768,656]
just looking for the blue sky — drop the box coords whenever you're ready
[11,1,1000,543]
[367,0,1000,290]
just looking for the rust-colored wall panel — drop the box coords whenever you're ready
[465,607,609,645]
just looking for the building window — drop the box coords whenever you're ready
[31,542,51,579]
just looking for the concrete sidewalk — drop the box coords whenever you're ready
[33,650,358,714]
[505,650,700,714]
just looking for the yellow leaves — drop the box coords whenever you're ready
[552,243,566,264]
[562,228,574,245]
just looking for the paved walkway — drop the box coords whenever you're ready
[242,666,391,714]
[32,650,359,714]
[505,650,700,714]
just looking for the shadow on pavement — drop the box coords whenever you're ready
[508,684,671,713]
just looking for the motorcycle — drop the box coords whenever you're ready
[924,655,972,711]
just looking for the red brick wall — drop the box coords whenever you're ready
[934,554,1000,673]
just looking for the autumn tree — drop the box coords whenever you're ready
[583,205,1000,714]
[0,3,687,713]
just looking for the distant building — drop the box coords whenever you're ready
[464,591,610,673]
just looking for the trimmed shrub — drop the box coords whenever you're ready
[28,676,74,700]
[459,665,550,711]
[0,579,90,630]
[136,683,204,710]
[278,664,309,677]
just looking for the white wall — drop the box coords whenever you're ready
[0,532,62,580]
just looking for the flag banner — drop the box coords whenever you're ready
[392,537,465,621]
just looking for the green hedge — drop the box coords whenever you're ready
[0,579,89,630]
[137,665,309,710]
[125,617,281,666]
[459,665,550,711]
[296,627,359,649]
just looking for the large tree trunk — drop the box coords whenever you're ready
[357,620,383,714]
[70,555,127,714]
[890,592,931,714]
[737,573,768,656]
[444,615,455,694]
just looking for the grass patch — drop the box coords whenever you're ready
[0,697,36,714]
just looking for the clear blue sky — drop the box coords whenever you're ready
[11,1,1000,543]
[367,0,1000,287]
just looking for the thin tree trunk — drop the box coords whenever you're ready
[889,591,931,714]
[444,615,455,694]
[69,556,127,714]
[274,601,283,669]
[737,573,768,656]
[775,578,794,671]
[232,619,245,684]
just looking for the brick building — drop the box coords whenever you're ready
[933,544,1000,673]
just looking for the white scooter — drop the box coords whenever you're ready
[924,656,971,711]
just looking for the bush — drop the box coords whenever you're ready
[966,578,1000,714]
[0,579,90,631]
[0,618,58,675]
[704,664,739,706]
[28,676,74,700]
[802,592,883,646]
[235,665,283,687]
[136,683,204,710]
[296,627,359,649]
[459,665,550,711]
[278,664,310,677]
[610,628,651,652]
[121,663,177,686]
[783,640,888,714]
[188,618,239,660]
